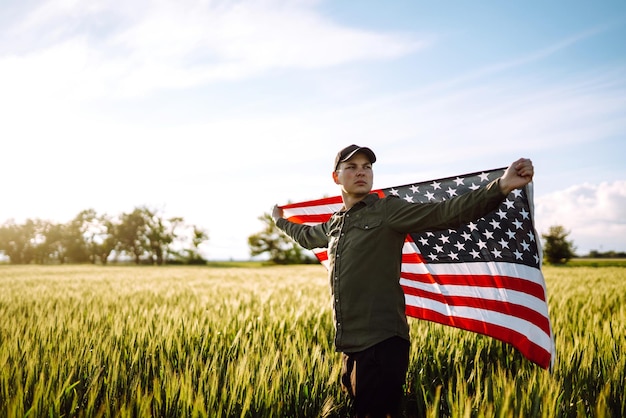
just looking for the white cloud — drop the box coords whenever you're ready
[1,0,425,99]
[534,181,626,254]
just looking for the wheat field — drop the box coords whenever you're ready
[0,264,624,417]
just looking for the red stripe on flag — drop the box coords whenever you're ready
[280,196,343,209]
[401,285,551,335]
[405,305,552,369]
[286,214,333,224]
[401,252,426,264]
[314,250,328,262]
[400,272,547,301]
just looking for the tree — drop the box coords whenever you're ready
[143,208,175,266]
[42,221,71,264]
[116,208,149,264]
[248,213,313,264]
[114,206,209,265]
[541,225,576,265]
[0,219,38,264]
[70,209,117,264]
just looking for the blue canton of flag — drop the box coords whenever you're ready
[384,168,541,268]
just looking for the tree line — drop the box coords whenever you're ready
[0,207,208,265]
[1,205,618,266]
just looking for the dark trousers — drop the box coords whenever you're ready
[341,336,410,418]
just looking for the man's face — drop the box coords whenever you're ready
[334,152,374,196]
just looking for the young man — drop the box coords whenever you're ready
[272,144,534,417]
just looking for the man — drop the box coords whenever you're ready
[272,144,534,417]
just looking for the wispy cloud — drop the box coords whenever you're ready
[1,0,425,99]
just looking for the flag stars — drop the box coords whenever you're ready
[378,170,539,270]
[489,219,501,230]
[520,208,530,219]
[534,254,540,264]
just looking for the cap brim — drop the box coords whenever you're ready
[340,147,376,164]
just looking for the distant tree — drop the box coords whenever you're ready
[588,249,600,258]
[116,208,149,264]
[168,225,209,264]
[70,209,117,264]
[587,249,626,258]
[248,212,313,264]
[91,215,118,265]
[187,226,209,264]
[66,209,99,263]
[542,225,576,265]
[142,208,176,265]
[114,206,209,265]
[0,219,38,264]
[42,221,72,264]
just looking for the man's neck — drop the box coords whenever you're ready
[341,193,368,211]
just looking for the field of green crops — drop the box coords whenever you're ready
[1,264,624,417]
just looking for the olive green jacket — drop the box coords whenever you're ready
[275,179,506,353]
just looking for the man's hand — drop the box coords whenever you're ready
[499,158,534,195]
[272,205,284,222]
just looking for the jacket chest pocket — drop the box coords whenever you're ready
[353,218,382,231]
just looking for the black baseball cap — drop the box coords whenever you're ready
[334,144,376,170]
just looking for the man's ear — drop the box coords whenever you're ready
[332,170,340,185]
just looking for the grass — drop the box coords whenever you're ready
[0,264,624,417]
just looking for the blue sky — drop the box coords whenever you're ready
[1,0,625,260]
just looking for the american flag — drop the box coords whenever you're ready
[280,168,555,369]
